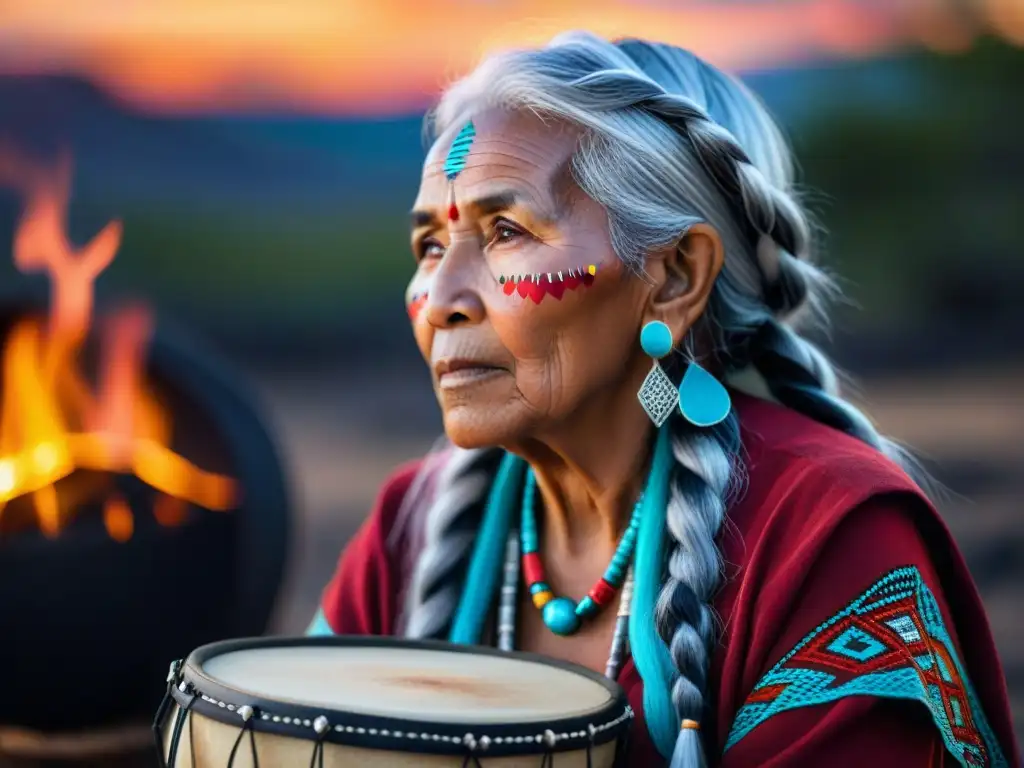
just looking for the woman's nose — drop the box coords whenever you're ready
[425,238,487,328]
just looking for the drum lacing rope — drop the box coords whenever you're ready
[459,732,487,768]
[308,716,330,768]
[153,660,181,768]
[539,729,558,768]
[226,706,259,768]
[165,687,199,768]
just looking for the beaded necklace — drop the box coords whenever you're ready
[495,468,639,681]
[496,535,635,681]
[519,469,643,636]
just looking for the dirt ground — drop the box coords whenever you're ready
[248,364,1024,743]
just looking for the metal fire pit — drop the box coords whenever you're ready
[0,297,291,745]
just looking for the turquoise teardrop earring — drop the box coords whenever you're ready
[678,362,731,427]
[637,321,678,427]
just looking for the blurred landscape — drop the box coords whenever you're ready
[0,0,1021,752]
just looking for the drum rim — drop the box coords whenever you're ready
[170,635,634,758]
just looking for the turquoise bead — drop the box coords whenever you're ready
[542,597,582,636]
[640,321,673,359]
[575,596,598,618]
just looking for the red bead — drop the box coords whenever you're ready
[588,579,617,607]
[448,203,459,221]
[522,552,545,586]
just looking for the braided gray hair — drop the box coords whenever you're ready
[400,31,928,765]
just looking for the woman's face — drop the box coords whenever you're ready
[408,109,651,449]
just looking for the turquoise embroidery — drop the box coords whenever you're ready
[305,608,335,637]
[725,567,1006,767]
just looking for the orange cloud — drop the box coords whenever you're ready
[0,0,999,115]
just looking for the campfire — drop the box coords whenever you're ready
[0,149,236,540]
[0,148,290,757]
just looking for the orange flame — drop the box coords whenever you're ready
[0,150,236,540]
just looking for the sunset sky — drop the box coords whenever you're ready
[0,0,1020,115]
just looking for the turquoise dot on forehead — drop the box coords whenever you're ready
[443,121,476,181]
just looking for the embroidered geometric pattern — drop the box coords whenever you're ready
[724,567,1007,767]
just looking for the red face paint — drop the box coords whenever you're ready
[408,291,428,321]
[499,266,598,304]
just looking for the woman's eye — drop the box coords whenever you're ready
[419,240,446,260]
[492,221,526,245]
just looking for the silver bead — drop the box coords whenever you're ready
[313,715,329,734]
[543,729,557,747]
[238,705,254,722]
[478,735,491,751]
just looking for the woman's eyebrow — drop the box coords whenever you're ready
[410,209,439,229]
[410,187,563,230]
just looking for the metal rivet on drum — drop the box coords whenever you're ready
[543,729,557,748]
[392,731,402,738]
[217,701,226,708]
[356,727,366,734]
[588,724,597,738]
[345,726,354,733]
[313,716,329,735]
[284,717,293,724]
[380,729,390,737]
[227,704,235,711]
[368,728,378,735]
[430,734,439,741]
[272,716,281,723]
[302,719,311,727]
[408,733,418,739]
[479,736,491,751]
[261,714,270,721]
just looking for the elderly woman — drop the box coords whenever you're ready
[309,32,1017,767]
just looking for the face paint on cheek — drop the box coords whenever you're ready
[497,264,599,305]
[407,291,429,321]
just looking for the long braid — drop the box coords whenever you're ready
[594,66,931,487]
[402,447,502,639]
[421,30,933,767]
[655,410,742,766]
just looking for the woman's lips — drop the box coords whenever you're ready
[437,366,505,388]
[434,358,506,388]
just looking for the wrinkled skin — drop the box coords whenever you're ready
[406,107,724,670]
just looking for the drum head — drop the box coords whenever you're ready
[170,636,633,759]
[201,642,613,724]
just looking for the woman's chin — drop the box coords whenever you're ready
[441,407,521,451]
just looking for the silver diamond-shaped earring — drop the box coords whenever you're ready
[637,321,678,427]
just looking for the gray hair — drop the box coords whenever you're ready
[401,31,927,765]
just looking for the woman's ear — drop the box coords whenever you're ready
[645,223,725,342]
